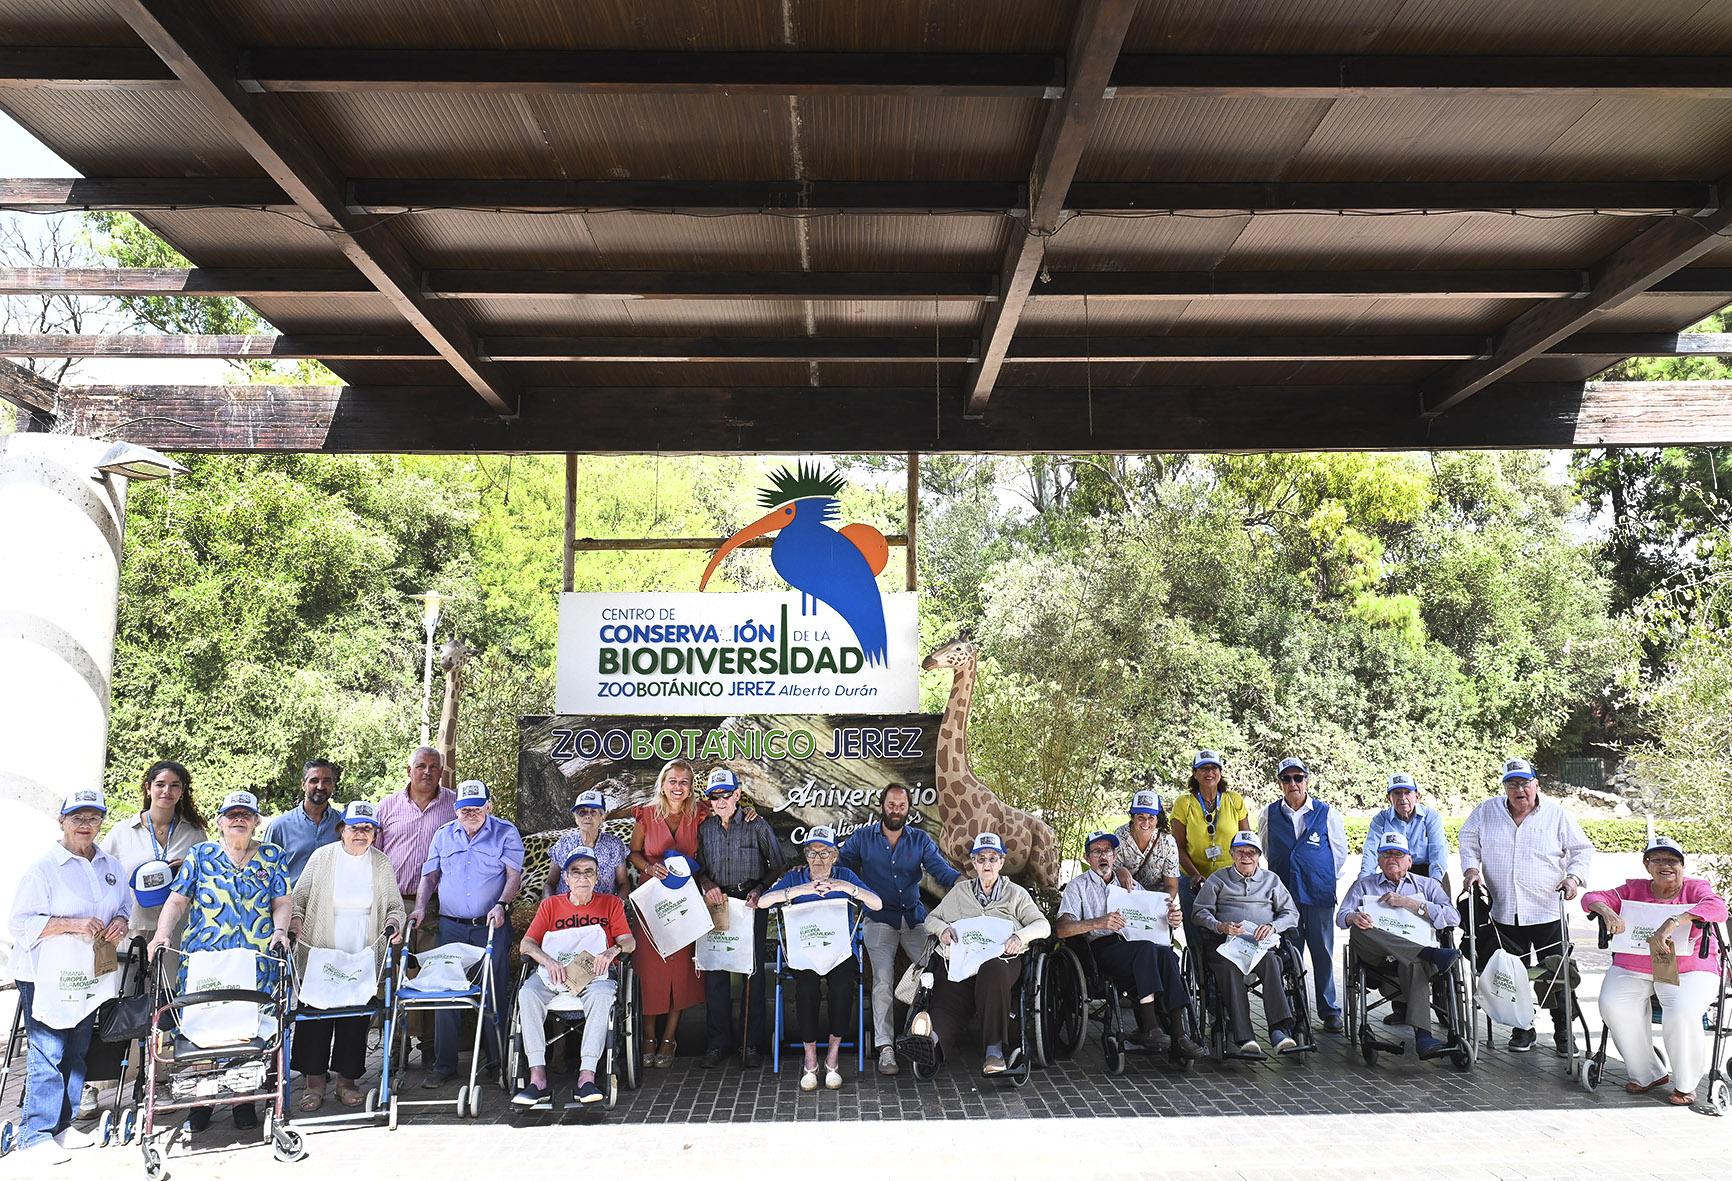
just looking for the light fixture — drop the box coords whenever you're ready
[95,441,187,482]
[421,590,444,631]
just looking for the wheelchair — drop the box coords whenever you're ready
[767,901,867,1074]
[503,953,642,1112]
[1343,922,1478,1072]
[896,935,1038,1087]
[1031,935,1194,1075]
[1186,929,1316,1061]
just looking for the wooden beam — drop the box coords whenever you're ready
[1061,180,1716,215]
[0,358,58,415]
[477,336,977,363]
[0,177,293,212]
[8,264,1730,304]
[1110,55,1732,98]
[570,534,910,553]
[0,333,433,360]
[101,0,517,414]
[967,0,1138,416]
[49,380,1732,452]
[12,47,1732,99]
[1422,169,1732,416]
[346,178,1024,215]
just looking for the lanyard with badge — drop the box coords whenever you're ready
[1195,788,1224,863]
[149,816,178,863]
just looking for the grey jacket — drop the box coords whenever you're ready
[1193,865,1299,935]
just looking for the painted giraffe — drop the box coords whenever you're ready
[922,634,1059,891]
[436,638,469,789]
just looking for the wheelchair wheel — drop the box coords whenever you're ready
[1038,944,1087,1065]
[1707,1077,1730,1116]
[1102,1032,1128,1075]
[620,963,643,1091]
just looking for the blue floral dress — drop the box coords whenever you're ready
[549,829,629,896]
[170,841,291,991]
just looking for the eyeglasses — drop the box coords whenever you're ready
[1279,774,1307,784]
[567,867,600,878]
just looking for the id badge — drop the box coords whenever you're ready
[1205,845,1221,861]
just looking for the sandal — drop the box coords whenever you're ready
[1667,1090,1696,1106]
[335,1083,365,1108]
[660,1040,677,1066]
[1625,1074,1670,1095]
[296,1089,325,1113]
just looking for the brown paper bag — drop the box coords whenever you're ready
[562,951,598,996]
[706,898,732,932]
[93,937,119,977]
[1652,942,1681,986]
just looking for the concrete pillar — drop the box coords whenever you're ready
[0,434,129,820]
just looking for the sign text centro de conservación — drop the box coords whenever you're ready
[556,592,920,715]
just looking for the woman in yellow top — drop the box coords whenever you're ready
[1167,751,1251,946]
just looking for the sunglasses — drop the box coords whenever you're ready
[1279,774,1307,783]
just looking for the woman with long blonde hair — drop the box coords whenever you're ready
[629,759,707,1066]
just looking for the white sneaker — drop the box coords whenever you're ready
[877,1046,899,1076]
[20,1138,72,1166]
[55,1127,100,1151]
[77,1084,100,1118]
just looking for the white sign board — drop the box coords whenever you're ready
[558,592,920,715]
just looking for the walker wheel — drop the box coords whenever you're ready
[97,1108,115,1146]
[1708,1078,1730,1117]
[272,1127,306,1163]
[0,1119,15,1156]
[120,1106,139,1145]
[261,1110,274,1145]
[455,1085,470,1118]
[1580,1059,1601,1092]
[144,1144,168,1181]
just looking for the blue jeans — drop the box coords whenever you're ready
[15,981,96,1149]
[1295,902,1340,1018]
[433,917,510,1077]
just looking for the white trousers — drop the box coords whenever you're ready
[1598,964,1718,1092]
[516,973,617,1072]
[862,920,931,1049]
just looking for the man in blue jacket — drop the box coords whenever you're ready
[1258,758,1348,1033]
[839,784,961,1075]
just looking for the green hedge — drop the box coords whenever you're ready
[1342,816,1722,855]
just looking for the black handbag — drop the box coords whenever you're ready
[96,938,155,1043]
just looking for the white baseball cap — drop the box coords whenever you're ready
[1377,831,1412,855]
[705,768,740,796]
[661,853,697,888]
[1129,790,1163,816]
[803,825,839,849]
[1230,830,1262,852]
[1275,757,1308,777]
[455,780,491,809]
[1387,772,1418,794]
[341,800,378,827]
[571,788,607,811]
[59,788,107,816]
[1500,758,1537,782]
[1192,750,1224,770]
[132,859,174,907]
[1085,830,1120,851]
[562,845,599,871]
[1645,836,1686,861]
[971,831,1006,856]
[219,790,260,815]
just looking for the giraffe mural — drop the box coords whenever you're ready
[922,634,1059,891]
[436,637,468,789]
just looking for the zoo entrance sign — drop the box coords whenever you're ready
[556,593,919,714]
[557,463,920,715]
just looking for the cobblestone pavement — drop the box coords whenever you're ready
[9,903,1732,1177]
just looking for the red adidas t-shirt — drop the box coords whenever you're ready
[526,891,631,947]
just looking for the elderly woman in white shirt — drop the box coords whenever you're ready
[286,800,405,1111]
[6,790,132,1166]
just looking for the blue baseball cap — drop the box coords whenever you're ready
[1085,830,1120,851]
[341,800,378,827]
[1275,757,1308,777]
[661,853,698,888]
[1229,830,1262,852]
[1129,790,1163,816]
[1500,758,1536,783]
[562,845,599,871]
[455,780,491,808]
[1377,831,1412,855]
[1387,772,1418,794]
[60,788,107,817]
[1192,750,1224,770]
[571,788,607,812]
[132,859,173,908]
[218,790,260,816]
[705,768,740,797]
[971,831,1006,856]
[802,825,839,849]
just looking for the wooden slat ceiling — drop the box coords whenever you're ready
[2,0,1731,449]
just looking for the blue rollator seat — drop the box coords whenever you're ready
[769,901,867,1075]
[504,953,642,1112]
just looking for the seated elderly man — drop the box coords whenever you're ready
[1193,830,1300,1057]
[1336,831,1462,1060]
[1056,831,1204,1064]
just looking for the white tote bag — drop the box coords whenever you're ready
[178,947,264,1048]
[695,898,756,975]
[629,876,715,960]
[1108,886,1173,946]
[945,916,1015,983]
[538,925,609,1011]
[30,935,119,1029]
[1215,931,1276,977]
[1477,947,1537,1028]
[297,945,378,1011]
[784,900,853,975]
[1369,903,1433,946]
[407,942,488,994]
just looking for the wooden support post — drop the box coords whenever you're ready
[905,452,919,592]
[562,453,577,594]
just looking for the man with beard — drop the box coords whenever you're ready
[264,759,342,883]
[839,784,961,1075]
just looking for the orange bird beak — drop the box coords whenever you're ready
[699,503,795,589]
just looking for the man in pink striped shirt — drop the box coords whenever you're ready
[376,745,457,1064]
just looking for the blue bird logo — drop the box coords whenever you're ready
[699,463,891,666]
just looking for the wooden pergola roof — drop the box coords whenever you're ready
[3,0,1732,452]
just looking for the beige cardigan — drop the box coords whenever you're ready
[923,877,1051,946]
[290,842,406,982]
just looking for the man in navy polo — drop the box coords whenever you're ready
[839,784,961,1075]
[1258,757,1348,1033]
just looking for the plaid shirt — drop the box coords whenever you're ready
[696,812,783,897]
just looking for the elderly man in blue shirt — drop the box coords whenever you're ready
[1337,831,1461,1060]
[1360,773,1450,886]
[411,779,524,1088]
[838,784,962,1075]
[263,759,343,883]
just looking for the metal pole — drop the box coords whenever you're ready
[905,452,919,592]
[563,453,577,593]
[419,620,436,748]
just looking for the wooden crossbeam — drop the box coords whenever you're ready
[0,177,295,212]
[102,0,517,414]
[8,47,1732,98]
[0,357,59,414]
[7,265,1730,303]
[48,380,1732,453]
[476,337,978,363]
[0,333,433,360]
[1421,167,1732,416]
[966,0,1138,416]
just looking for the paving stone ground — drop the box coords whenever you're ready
[9,862,1732,1177]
